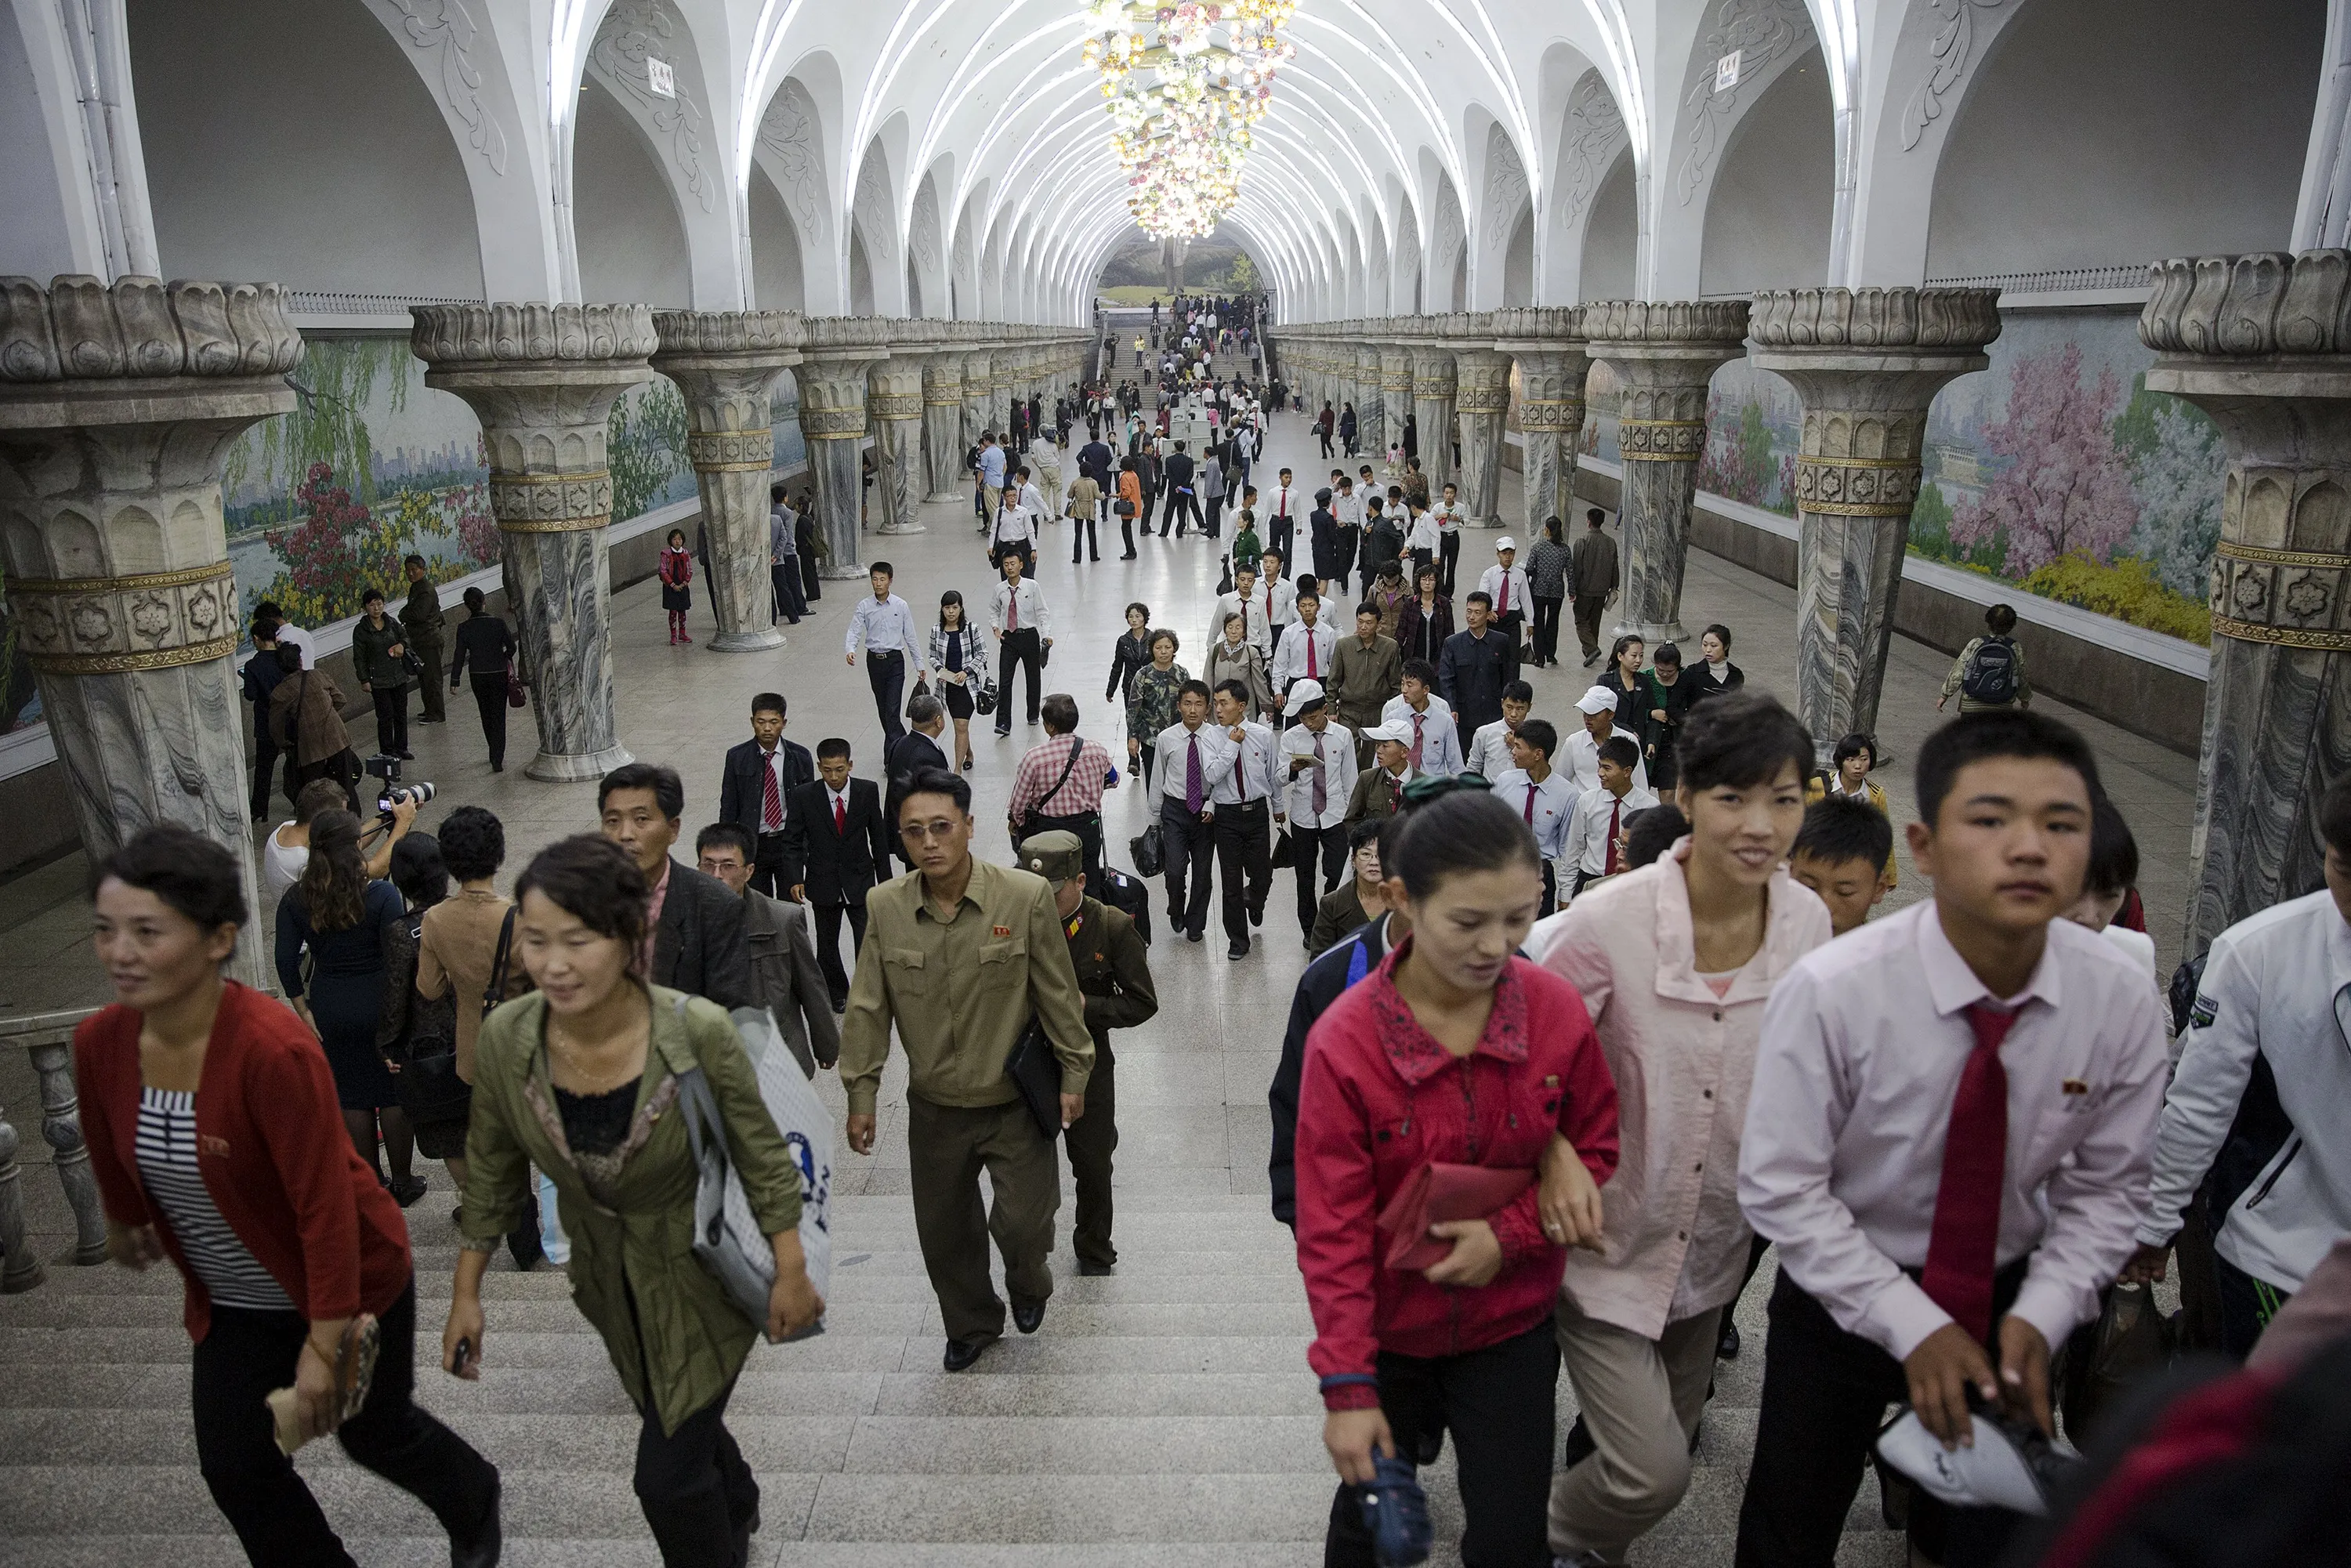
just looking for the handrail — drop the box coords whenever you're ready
[0,1005,107,1291]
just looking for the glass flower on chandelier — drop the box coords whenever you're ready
[1081,0,1297,237]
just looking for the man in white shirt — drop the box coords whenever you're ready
[1209,563,1278,657]
[1563,685,1651,795]
[1736,712,2168,1566]
[1565,734,1658,900]
[1276,679,1357,946]
[1380,660,1464,780]
[1491,718,1579,916]
[1429,480,1466,594]
[1207,679,1282,958]
[1404,504,1441,588]
[255,601,316,669]
[1467,680,1533,782]
[1265,466,1300,565]
[1256,549,1299,635]
[1154,681,1235,943]
[988,551,1051,737]
[1015,465,1049,525]
[1271,590,1338,710]
[1479,536,1533,675]
[843,562,920,744]
[989,473,1039,563]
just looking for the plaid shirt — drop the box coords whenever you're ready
[1008,733,1114,822]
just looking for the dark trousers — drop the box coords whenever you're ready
[1213,798,1272,940]
[1270,513,1295,566]
[1063,1037,1118,1266]
[192,1278,496,1567]
[751,831,793,900]
[866,651,906,744]
[414,641,446,720]
[1118,508,1137,556]
[468,674,509,770]
[2214,1252,2292,1360]
[249,727,281,820]
[1531,596,1564,663]
[800,550,821,602]
[812,900,868,1009]
[1573,595,1607,662]
[1070,511,1099,563]
[1204,495,1224,538]
[1163,487,1201,535]
[1439,532,1461,596]
[1324,1317,1559,1568]
[1161,798,1216,936]
[772,561,805,623]
[289,754,360,815]
[1734,1267,2023,1568]
[908,1093,1060,1342]
[1318,428,1335,458]
[634,1373,758,1567]
[371,683,410,755]
[997,628,1043,730]
[1291,821,1349,935]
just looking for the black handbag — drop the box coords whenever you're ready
[1130,821,1165,878]
[1003,1019,1063,1140]
[390,911,472,1124]
[1114,498,1137,518]
[1269,830,1295,870]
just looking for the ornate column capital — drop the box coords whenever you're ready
[1585,299,1754,458]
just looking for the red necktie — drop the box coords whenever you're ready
[1922,1002,2016,1343]
[834,795,847,837]
[762,752,782,833]
[1603,797,1621,875]
[1498,573,1509,614]
[1522,784,1537,824]
[1410,713,1425,770]
[1306,631,1317,679]
[1007,588,1018,632]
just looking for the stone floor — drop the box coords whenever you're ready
[0,406,2200,1563]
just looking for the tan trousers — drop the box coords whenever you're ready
[907,1094,1062,1344]
[1549,1301,1724,1563]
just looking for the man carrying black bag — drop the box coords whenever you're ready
[839,768,1094,1372]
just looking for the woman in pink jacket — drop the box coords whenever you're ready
[1295,788,1621,1567]
[1539,690,1830,1564]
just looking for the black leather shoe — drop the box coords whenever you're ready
[943,1336,989,1371]
[1228,937,1249,959]
[1716,1319,1741,1360]
[1186,925,1204,943]
[1077,1258,1115,1276]
[730,1506,761,1567]
[1012,1297,1046,1334]
[451,1476,502,1567]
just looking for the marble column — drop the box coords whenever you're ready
[868,353,926,536]
[1453,344,1512,529]
[2142,251,2351,948]
[1356,342,1386,456]
[414,302,653,780]
[1380,345,1414,466]
[1496,306,1593,537]
[991,349,1023,442]
[1410,339,1458,490]
[959,348,994,454]
[0,275,300,988]
[1750,288,2001,757]
[794,317,887,578]
[922,350,967,503]
[1584,299,1752,645]
[649,310,802,654]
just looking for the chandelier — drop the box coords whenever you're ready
[1081,0,1297,238]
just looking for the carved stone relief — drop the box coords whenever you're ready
[757,80,824,230]
[591,0,715,214]
[386,0,509,175]
[1675,0,1810,205]
[1900,0,2010,152]
[1560,74,1626,229]
[1481,132,1528,250]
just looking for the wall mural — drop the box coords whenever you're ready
[1580,306,2225,643]
[0,337,808,743]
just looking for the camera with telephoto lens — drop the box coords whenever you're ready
[364,755,435,820]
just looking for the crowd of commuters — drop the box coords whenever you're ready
[99,386,2350,1568]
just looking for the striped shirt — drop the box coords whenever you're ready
[136,1086,292,1310]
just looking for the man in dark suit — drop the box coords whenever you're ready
[780,737,893,1011]
[695,822,840,1077]
[718,692,816,897]
[885,694,953,870]
[1159,440,1198,536]
[596,762,754,1008]
[1078,434,1114,495]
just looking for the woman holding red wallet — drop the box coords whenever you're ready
[1295,790,1621,1567]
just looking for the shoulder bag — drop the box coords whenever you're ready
[389,910,471,1124]
[484,905,519,1016]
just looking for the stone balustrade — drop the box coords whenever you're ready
[0,1007,107,1295]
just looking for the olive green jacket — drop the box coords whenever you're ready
[460,985,802,1435]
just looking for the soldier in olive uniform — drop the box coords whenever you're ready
[1017,831,1157,1274]
[400,553,447,722]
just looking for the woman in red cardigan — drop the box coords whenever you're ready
[78,824,500,1566]
[1295,789,1621,1567]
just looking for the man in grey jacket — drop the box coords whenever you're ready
[697,822,839,1076]
[770,483,806,625]
[1569,507,1620,668]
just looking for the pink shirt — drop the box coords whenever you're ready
[639,858,674,978]
[1542,842,1831,1339]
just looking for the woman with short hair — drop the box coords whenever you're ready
[1125,628,1192,789]
[78,824,501,1566]
[447,585,516,772]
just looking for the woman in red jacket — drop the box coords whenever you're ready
[1296,790,1621,1567]
[78,824,500,1566]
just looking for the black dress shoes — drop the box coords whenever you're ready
[943,1336,988,1371]
[1077,1259,1115,1276]
[1012,1297,1046,1334]
[451,1477,502,1567]
[1228,937,1250,959]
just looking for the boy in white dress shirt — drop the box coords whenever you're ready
[1468,680,1533,781]
[1490,718,1576,915]
[1563,686,1650,796]
[1735,712,2168,1567]
[1379,660,1464,779]
[1429,480,1465,594]
[1208,679,1282,958]
[1566,735,1658,900]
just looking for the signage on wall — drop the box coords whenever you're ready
[647,57,676,98]
[1715,50,1741,92]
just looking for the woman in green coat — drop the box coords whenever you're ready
[440,835,820,1566]
[350,585,416,760]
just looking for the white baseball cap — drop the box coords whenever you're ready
[1575,686,1619,716]
[1360,719,1415,744]
[1496,536,1517,551]
[1283,679,1327,716]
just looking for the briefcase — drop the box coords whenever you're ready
[1003,1019,1063,1141]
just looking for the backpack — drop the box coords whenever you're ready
[1961,635,2019,704]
